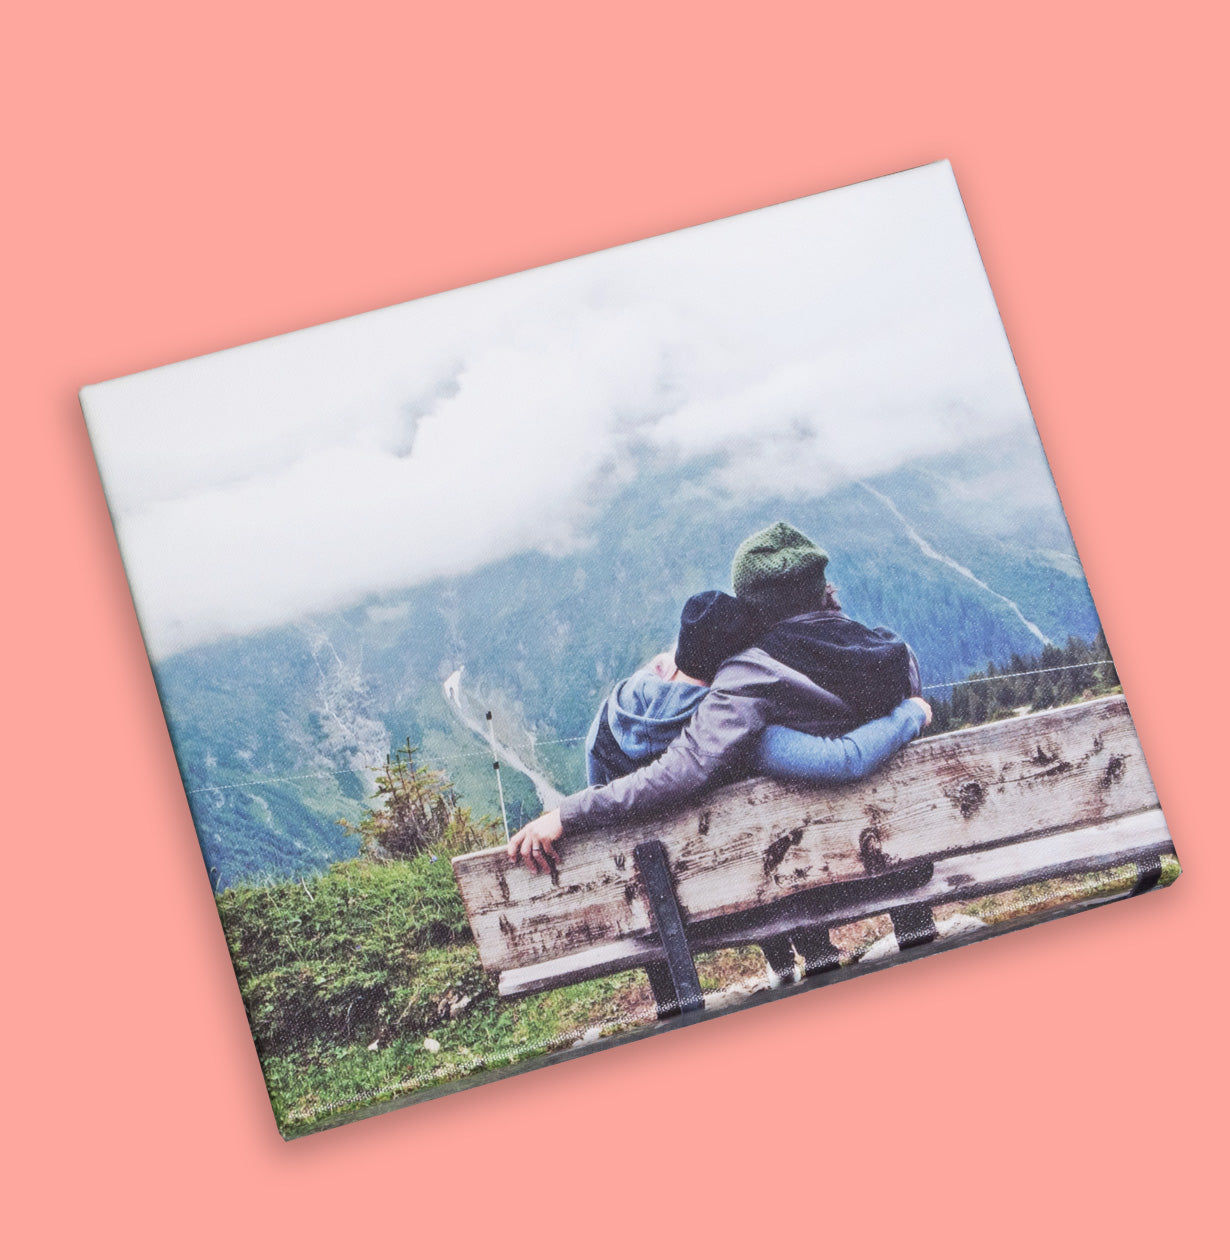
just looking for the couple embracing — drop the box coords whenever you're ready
[508,521,931,872]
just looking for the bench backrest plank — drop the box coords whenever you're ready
[453,696,1158,974]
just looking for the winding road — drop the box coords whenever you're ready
[443,668,563,812]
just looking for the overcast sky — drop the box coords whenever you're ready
[84,161,1038,659]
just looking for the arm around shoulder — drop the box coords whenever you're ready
[558,682,768,835]
[756,697,929,785]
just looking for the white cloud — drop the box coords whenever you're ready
[82,161,1036,658]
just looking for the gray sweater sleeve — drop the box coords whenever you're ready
[558,667,772,835]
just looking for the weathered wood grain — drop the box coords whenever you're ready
[453,696,1160,973]
[497,808,1173,996]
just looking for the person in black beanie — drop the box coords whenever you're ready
[583,591,759,788]
[674,590,760,683]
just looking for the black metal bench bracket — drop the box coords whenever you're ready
[634,840,704,1019]
[760,936,797,985]
[1130,851,1163,897]
[889,902,938,950]
[793,926,842,977]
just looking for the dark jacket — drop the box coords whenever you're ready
[559,610,919,835]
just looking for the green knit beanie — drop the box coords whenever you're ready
[731,521,829,612]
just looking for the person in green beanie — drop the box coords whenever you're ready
[508,521,922,874]
[730,520,832,618]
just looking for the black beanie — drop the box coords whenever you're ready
[675,591,758,683]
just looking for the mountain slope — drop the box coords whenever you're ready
[154,435,1101,887]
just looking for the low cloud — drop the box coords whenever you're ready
[84,162,1035,658]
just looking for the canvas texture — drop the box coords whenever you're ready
[80,162,1180,1139]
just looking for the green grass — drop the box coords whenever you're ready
[217,842,673,1136]
[263,970,646,1136]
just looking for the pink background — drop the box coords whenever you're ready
[6,3,1225,1255]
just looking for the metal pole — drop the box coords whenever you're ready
[486,710,512,845]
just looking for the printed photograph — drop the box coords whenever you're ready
[82,162,1178,1137]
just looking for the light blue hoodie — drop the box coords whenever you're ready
[585,670,709,787]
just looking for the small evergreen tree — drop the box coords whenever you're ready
[339,740,492,860]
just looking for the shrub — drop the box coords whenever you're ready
[338,739,494,860]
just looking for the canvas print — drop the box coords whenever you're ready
[82,161,1179,1138]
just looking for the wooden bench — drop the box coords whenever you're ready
[452,696,1176,1018]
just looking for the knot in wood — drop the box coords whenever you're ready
[955,780,986,819]
[1101,753,1127,788]
[763,827,804,879]
[859,821,888,874]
